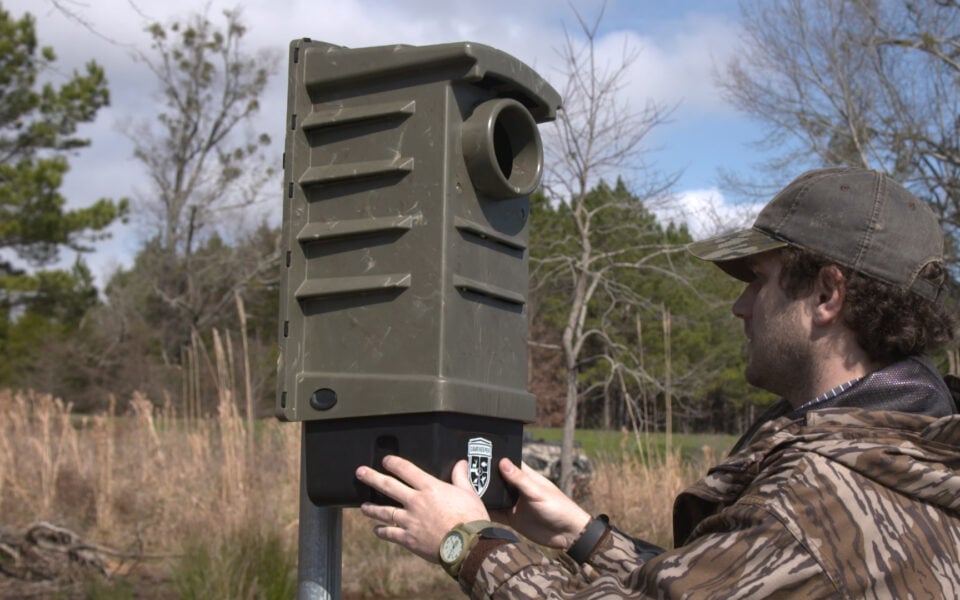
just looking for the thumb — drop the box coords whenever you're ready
[501,458,559,500]
[498,458,529,489]
[450,459,474,491]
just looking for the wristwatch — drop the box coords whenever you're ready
[439,520,519,579]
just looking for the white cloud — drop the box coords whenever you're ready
[654,188,762,240]
[591,14,741,118]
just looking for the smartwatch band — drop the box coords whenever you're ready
[566,514,610,564]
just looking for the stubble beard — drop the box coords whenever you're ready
[743,312,813,403]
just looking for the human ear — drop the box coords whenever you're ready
[812,265,845,325]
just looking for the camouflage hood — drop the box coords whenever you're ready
[729,355,957,455]
[676,405,960,545]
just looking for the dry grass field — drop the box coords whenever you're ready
[0,390,709,598]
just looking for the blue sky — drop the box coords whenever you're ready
[11,0,769,287]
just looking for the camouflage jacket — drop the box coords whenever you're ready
[464,359,960,598]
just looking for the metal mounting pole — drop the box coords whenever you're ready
[298,423,342,600]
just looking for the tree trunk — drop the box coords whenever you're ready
[560,367,578,495]
[663,306,672,456]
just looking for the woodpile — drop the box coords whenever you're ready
[0,522,112,591]
[522,440,594,503]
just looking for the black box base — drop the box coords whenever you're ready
[304,413,522,509]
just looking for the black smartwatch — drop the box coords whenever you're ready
[566,514,610,564]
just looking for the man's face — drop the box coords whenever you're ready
[732,251,814,400]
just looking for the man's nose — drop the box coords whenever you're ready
[732,286,752,320]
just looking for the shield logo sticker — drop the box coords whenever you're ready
[467,437,493,497]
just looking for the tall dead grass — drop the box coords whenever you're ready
[591,451,712,549]
[0,391,708,596]
[0,389,301,552]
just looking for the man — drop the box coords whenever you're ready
[356,167,960,598]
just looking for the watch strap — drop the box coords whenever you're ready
[461,520,497,536]
[440,521,519,581]
[439,520,500,579]
[566,514,610,564]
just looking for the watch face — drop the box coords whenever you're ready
[440,531,465,563]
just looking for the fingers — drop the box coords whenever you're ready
[360,503,403,527]
[368,516,411,550]
[379,455,434,490]
[355,467,407,505]
[372,523,404,545]
[360,503,407,548]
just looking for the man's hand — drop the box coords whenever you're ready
[356,456,490,563]
[492,458,591,550]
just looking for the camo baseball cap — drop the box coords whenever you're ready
[687,167,946,301]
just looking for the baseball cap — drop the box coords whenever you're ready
[687,167,946,301]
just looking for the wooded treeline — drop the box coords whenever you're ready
[527,181,768,435]
[2,0,958,442]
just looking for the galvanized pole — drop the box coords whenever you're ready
[298,424,342,600]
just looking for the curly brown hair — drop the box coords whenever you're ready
[778,247,958,364]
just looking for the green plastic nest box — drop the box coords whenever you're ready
[277,40,560,507]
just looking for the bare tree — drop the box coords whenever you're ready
[536,7,681,493]
[118,8,281,361]
[133,8,276,256]
[720,0,960,255]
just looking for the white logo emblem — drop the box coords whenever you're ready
[467,437,493,497]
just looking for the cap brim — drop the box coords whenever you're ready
[687,228,788,282]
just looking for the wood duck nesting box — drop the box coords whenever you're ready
[278,39,561,507]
